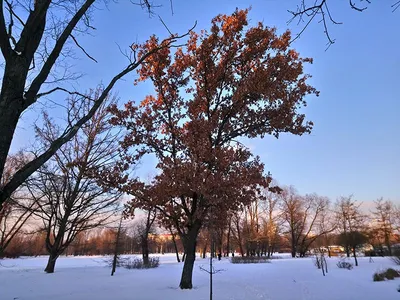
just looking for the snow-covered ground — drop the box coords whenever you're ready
[1,254,399,300]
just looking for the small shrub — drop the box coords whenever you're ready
[104,255,129,268]
[373,272,386,282]
[373,268,400,281]
[230,256,271,264]
[385,268,400,280]
[336,259,353,270]
[123,257,160,269]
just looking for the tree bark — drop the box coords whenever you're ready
[352,247,358,266]
[202,243,207,258]
[291,231,296,258]
[44,252,59,273]
[170,231,180,262]
[179,225,200,289]
[141,234,150,266]
[111,216,123,276]
[226,222,231,256]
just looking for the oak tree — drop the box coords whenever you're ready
[109,8,318,289]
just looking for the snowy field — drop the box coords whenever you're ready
[1,254,399,300]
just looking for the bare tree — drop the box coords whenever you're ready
[25,92,121,273]
[335,195,366,266]
[279,186,304,258]
[296,194,333,257]
[0,152,35,256]
[260,187,282,258]
[0,0,194,210]
[280,187,332,257]
[133,209,157,266]
[231,211,245,257]
[289,1,399,48]
[372,198,396,256]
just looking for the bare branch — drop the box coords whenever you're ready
[349,0,368,11]
[0,23,196,205]
[36,87,92,100]
[158,15,173,36]
[70,34,98,63]
[392,1,400,12]
[23,0,95,109]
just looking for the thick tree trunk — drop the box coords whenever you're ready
[179,226,200,289]
[141,235,150,266]
[44,252,59,273]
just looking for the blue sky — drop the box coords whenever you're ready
[12,0,400,204]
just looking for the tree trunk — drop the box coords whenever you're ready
[345,244,350,257]
[291,230,296,258]
[170,231,180,263]
[235,220,244,257]
[179,226,200,289]
[111,216,123,276]
[202,243,207,258]
[226,222,231,257]
[352,247,358,266]
[385,235,392,256]
[44,252,59,273]
[141,235,150,266]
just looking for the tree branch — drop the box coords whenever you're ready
[36,87,92,100]
[70,34,98,63]
[0,0,12,59]
[0,23,196,207]
[23,0,96,109]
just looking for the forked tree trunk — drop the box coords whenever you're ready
[179,226,200,289]
[44,252,59,273]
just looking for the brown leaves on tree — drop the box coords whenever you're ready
[109,9,318,288]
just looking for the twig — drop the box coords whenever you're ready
[159,15,173,36]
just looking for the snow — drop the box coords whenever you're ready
[1,254,399,300]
